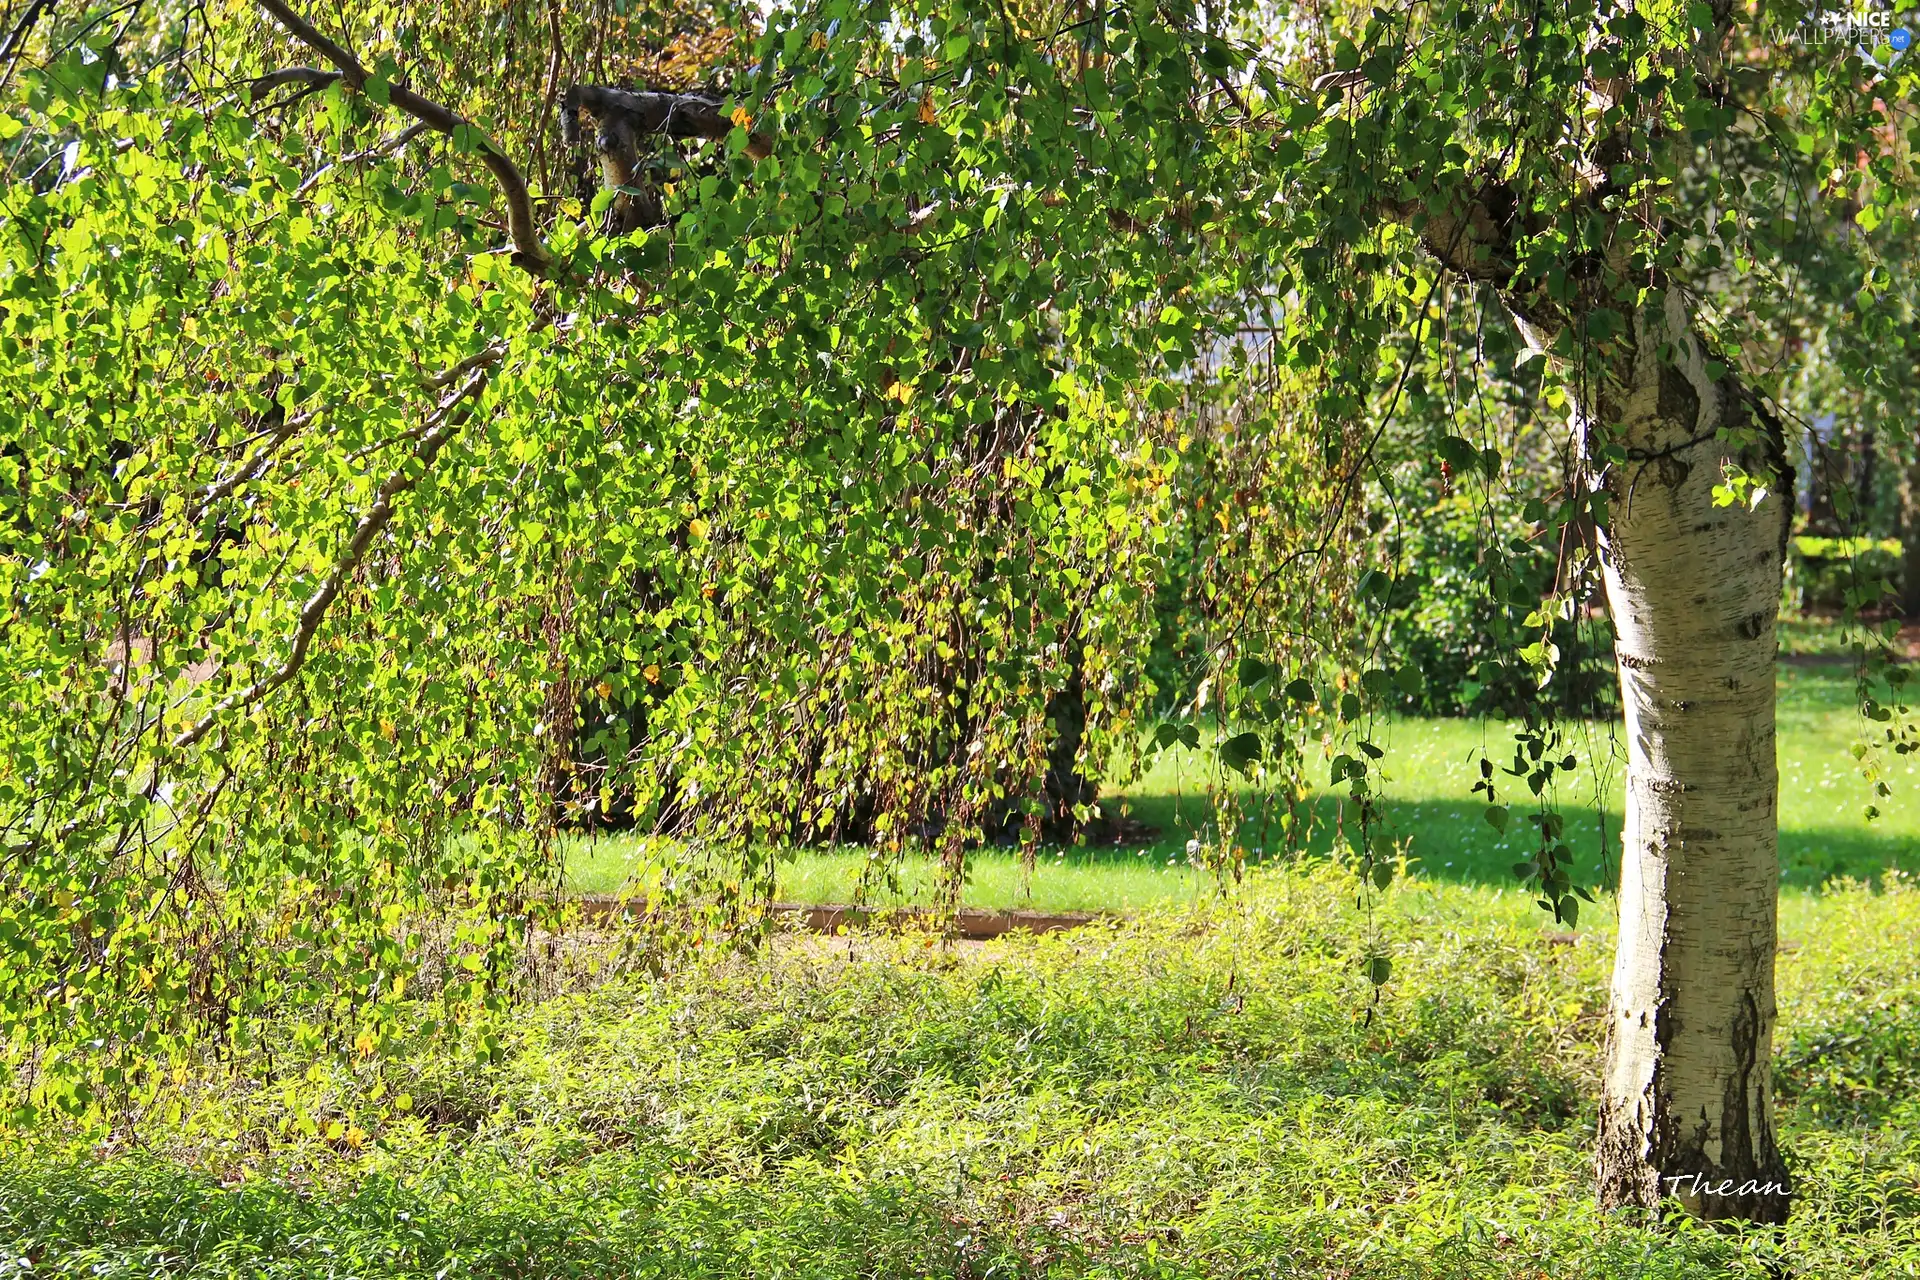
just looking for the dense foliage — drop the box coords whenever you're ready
[1372,496,1614,718]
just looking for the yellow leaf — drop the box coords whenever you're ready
[809,31,827,49]
[688,517,709,539]
[644,664,662,684]
[595,680,613,699]
[729,106,752,129]
[918,92,937,125]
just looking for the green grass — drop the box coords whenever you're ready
[564,838,1226,912]
[12,662,1913,1277]
[567,666,1920,910]
[8,862,1920,1277]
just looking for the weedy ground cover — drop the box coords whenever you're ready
[5,860,1919,1278]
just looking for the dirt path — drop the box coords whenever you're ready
[574,896,1113,940]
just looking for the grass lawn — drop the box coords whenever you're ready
[566,666,1920,910]
[8,862,1919,1278]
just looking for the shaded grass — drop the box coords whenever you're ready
[7,863,1920,1277]
[567,666,1920,910]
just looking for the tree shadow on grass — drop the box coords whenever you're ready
[1105,791,1917,891]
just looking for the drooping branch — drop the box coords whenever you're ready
[254,0,550,272]
[296,121,429,198]
[171,364,494,750]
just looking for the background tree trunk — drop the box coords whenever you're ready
[1584,292,1793,1222]
[1902,453,1920,620]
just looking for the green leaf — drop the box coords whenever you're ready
[1435,434,1478,472]
[1220,731,1264,775]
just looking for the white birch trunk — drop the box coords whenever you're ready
[1577,291,1793,1221]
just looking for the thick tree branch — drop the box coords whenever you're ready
[561,84,773,160]
[172,366,493,750]
[194,407,314,517]
[1385,180,1522,285]
[248,65,340,103]
[0,0,55,83]
[254,0,550,272]
[422,341,505,389]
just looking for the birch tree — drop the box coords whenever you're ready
[2,0,1913,1225]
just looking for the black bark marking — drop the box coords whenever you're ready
[1656,363,1702,424]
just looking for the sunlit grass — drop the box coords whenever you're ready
[567,666,1919,911]
[15,861,1920,1277]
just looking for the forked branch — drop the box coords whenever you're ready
[254,0,550,271]
[172,365,495,750]
[560,84,773,160]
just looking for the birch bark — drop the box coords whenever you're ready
[1577,292,1794,1222]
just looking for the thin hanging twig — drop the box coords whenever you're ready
[172,365,495,750]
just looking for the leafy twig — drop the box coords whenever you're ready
[172,365,494,750]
